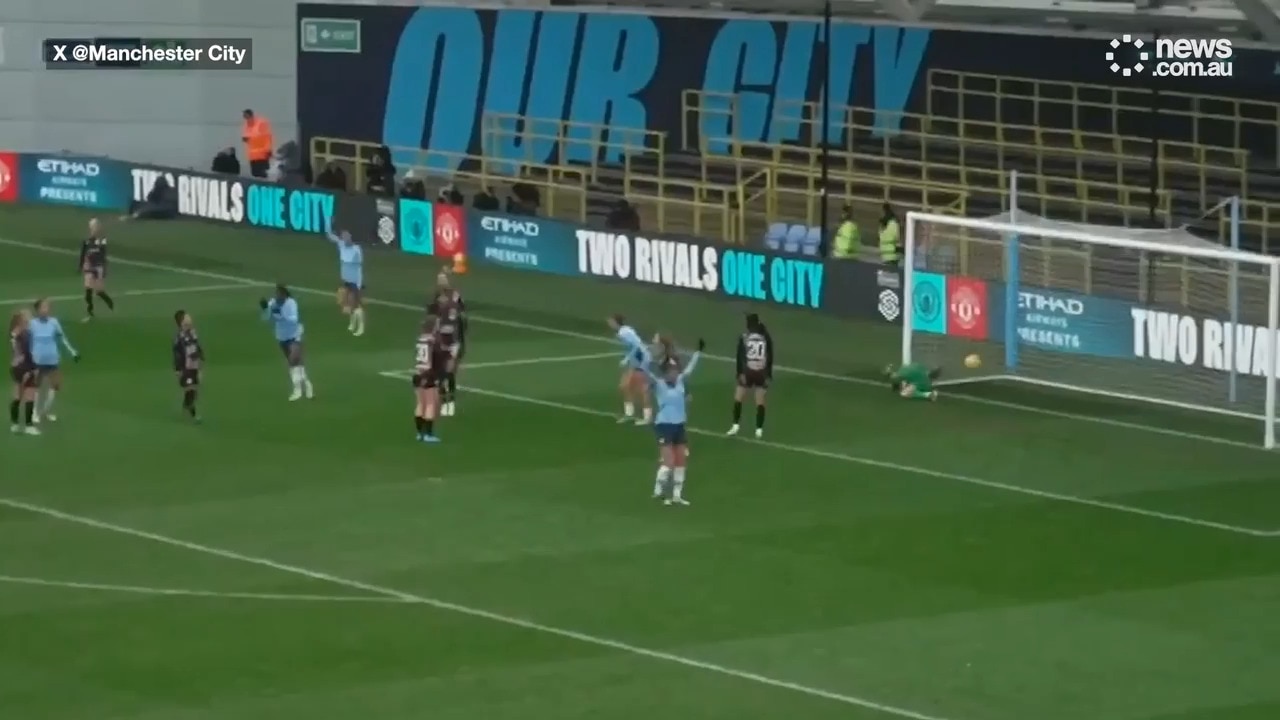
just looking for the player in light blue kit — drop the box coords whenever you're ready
[607,314,652,425]
[327,221,366,336]
[259,284,314,401]
[644,338,704,506]
[29,298,79,424]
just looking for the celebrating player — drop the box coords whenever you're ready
[327,223,366,336]
[885,362,941,401]
[428,271,466,416]
[172,310,205,422]
[644,338,704,506]
[411,320,441,443]
[29,298,79,423]
[608,314,652,425]
[79,218,115,322]
[728,313,773,438]
[259,284,314,401]
[9,310,38,435]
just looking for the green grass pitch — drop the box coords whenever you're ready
[0,203,1278,720]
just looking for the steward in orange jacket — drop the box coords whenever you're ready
[241,109,273,178]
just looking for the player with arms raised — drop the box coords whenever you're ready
[884,362,940,401]
[259,284,314,401]
[30,299,79,423]
[607,314,652,425]
[9,310,38,435]
[411,320,442,443]
[172,310,205,422]
[645,338,704,506]
[79,218,115,321]
[327,222,366,336]
[428,272,466,416]
[728,313,773,438]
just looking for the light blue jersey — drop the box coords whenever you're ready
[617,325,650,369]
[263,297,304,342]
[29,316,76,367]
[647,352,701,425]
[329,232,364,288]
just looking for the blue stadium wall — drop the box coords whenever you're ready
[297,4,1280,170]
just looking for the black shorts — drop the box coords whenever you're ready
[10,366,35,387]
[83,265,105,280]
[412,371,437,389]
[740,369,770,389]
[178,369,200,388]
[341,281,362,294]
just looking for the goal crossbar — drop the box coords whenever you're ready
[902,211,1280,448]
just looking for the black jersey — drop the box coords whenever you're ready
[172,330,204,372]
[80,236,108,269]
[10,329,33,384]
[428,289,466,344]
[735,327,774,377]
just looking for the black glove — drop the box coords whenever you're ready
[258,298,269,310]
[697,338,706,351]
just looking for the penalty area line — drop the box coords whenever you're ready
[374,370,1277,539]
[0,574,417,604]
[0,496,950,720]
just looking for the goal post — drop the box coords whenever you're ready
[901,210,1280,449]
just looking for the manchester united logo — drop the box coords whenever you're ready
[950,285,982,330]
[435,213,460,254]
[0,158,11,194]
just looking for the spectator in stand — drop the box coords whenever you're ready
[315,163,347,191]
[400,171,427,200]
[125,174,176,221]
[606,198,641,232]
[211,147,240,175]
[241,109,273,178]
[437,183,463,206]
[511,182,541,215]
[365,152,394,197]
[472,187,500,212]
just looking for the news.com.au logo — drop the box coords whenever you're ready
[1107,35,1233,78]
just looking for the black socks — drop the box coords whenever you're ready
[9,399,18,424]
[732,401,742,424]
[182,389,198,417]
[98,291,115,310]
[84,289,94,315]
[756,405,766,430]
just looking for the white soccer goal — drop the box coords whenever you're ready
[901,209,1280,448]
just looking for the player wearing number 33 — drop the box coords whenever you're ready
[728,313,773,438]
[646,339,703,506]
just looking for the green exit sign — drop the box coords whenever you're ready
[300,18,361,54]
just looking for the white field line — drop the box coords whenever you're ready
[463,352,617,370]
[0,282,256,306]
[0,237,1259,453]
[0,496,952,720]
[378,367,1280,539]
[0,574,415,604]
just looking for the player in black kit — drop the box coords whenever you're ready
[728,313,773,438]
[428,271,466,416]
[9,309,38,434]
[172,310,204,422]
[80,218,116,321]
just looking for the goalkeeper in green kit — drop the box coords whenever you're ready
[884,362,941,401]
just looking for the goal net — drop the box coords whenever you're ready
[902,209,1280,448]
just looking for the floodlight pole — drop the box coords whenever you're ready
[818,0,832,255]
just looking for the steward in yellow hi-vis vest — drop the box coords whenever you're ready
[879,203,900,265]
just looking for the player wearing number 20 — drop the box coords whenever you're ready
[728,313,773,438]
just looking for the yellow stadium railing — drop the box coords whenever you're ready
[310,136,590,222]
[682,90,1244,215]
[480,113,666,183]
[927,69,1280,161]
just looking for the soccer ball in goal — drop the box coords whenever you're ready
[901,209,1280,448]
